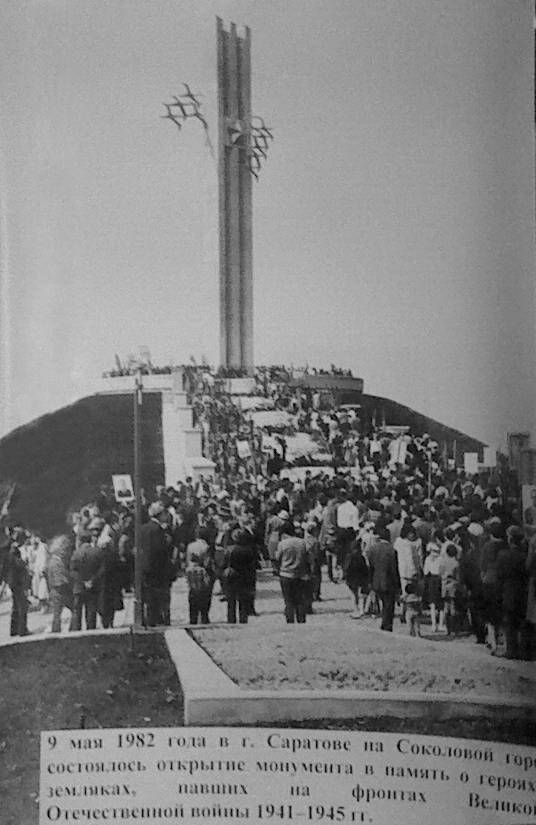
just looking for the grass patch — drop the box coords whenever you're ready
[0,632,183,825]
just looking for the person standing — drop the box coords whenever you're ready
[459,523,486,644]
[117,516,135,592]
[32,536,49,612]
[185,533,213,624]
[239,512,260,616]
[140,502,170,627]
[336,488,359,573]
[319,489,339,582]
[368,526,400,631]
[403,580,422,637]
[213,511,232,599]
[47,534,75,633]
[496,526,527,659]
[70,519,105,631]
[6,541,31,637]
[423,539,445,633]
[480,521,504,653]
[265,507,290,574]
[304,521,323,608]
[525,528,536,660]
[394,521,422,623]
[95,529,124,629]
[224,528,258,624]
[344,537,370,619]
[439,543,461,636]
[274,523,310,624]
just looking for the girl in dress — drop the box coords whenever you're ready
[423,535,444,633]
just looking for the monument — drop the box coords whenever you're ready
[217,18,254,374]
[162,19,272,374]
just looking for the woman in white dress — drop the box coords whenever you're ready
[32,536,49,612]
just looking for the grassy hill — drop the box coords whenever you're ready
[0,393,165,538]
[361,394,487,461]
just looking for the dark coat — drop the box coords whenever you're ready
[226,530,257,589]
[70,542,104,594]
[496,546,527,616]
[369,539,400,594]
[345,547,369,589]
[95,545,124,613]
[141,519,171,588]
[6,548,30,592]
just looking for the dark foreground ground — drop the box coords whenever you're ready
[0,633,183,825]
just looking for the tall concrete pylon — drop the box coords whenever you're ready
[217,17,254,375]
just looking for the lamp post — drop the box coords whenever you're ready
[133,367,144,628]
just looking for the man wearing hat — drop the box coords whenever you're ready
[70,517,105,631]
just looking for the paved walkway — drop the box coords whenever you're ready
[0,567,528,660]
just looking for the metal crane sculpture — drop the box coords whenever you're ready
[161,83,273,179]
[161,84,214,156]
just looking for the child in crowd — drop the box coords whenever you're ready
[344,538,370,619]
[304,521,323,612]
[403,580,422,637]
[423,538,445,633]
[440,543,460,636]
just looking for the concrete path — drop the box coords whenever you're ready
[0,565,525,659]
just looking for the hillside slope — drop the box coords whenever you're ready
[0,393,165,538]
[361,394,486,461]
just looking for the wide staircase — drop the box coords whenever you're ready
[160,380,215,485]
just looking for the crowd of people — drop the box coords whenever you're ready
[1,364,535,663]
[102,359,354,382]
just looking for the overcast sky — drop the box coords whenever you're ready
[0,0,535,449]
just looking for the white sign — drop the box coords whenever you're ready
[250,410,293,429]
[40,728,536,825]
[112,474,134,503]
[236,440,252,459]
[463,453,479,476]
[389,437,407,466]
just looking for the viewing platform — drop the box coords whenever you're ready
[97,373,177,395]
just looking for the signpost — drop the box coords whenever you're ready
[133,367,144,628]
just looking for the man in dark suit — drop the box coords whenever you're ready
[369,526,401,631]
[140,501,171,627]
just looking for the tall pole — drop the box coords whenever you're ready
[133,368,144,628]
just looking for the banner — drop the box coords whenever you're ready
[463,453,479,476]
